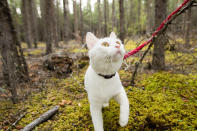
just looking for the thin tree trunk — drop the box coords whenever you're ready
[54,0,59,47]
[119,0,125,42]
[40,0,46,42]
[152,0,167,70]
[145,0,152,33]
[30,0,38,48]
[129,0,136,34]
[21,0,34,48]
[73,0,78,37]
[79,0,84,43]
[97,0,102,36]
[63,0,70,41]
[184,8,192,48]
[56,0,60,41]
[11,4,21,42]
[112,0,116,30]
[137,0,141,34]
[104,0,108,36]
[0,0,29,103]
[44,0,54,54]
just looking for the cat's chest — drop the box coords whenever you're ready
[85,66,122,99]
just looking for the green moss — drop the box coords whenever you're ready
[71,48,88,53]
[3,72,191,130]
[125,40,137,51]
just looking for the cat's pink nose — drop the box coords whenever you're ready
[115,45,120,48]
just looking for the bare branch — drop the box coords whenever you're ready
[130,0,195,85]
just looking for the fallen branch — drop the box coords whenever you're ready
[6,112,27,131]
[131,42,154,86]
[130,0,195,85]
[21,106,59,131]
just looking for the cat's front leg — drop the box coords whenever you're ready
[114,89,129,127]
[90,103,104,131]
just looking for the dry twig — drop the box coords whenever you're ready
[130,0,195,85]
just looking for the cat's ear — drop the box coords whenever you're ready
[109,32,117,38]
[86,32,98,50]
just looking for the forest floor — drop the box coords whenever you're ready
[0,38,197,131]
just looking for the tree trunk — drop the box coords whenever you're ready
[44,0,54,54]
[0,0,29,103]
[112,0,116,30]
[152,0,167,70]
[104,0,108,36]
[30,0,39,48]
[10,1,21,42]
[119,0,125,42]
[63,0,70,41]
[97,0,102,36]
[137,0,141,34]
[73,0,78,37]
[184,8,192,48]
[129,0,136,35]
[79,0,84,43]
[40,0,46,42]
[54,0,59,47]
[145,0,153,33]
[21,0,34,48]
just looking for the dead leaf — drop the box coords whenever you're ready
[59,100,72,106]
[50,97,56,101]
[16,125,23,130]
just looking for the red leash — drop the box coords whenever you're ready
[123,0,191,60]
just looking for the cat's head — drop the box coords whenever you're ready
[86,32,125,75]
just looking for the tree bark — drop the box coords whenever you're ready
[40,0,46,42]
[152,0,168,70]
[9,1,21,42]
[184,8,192,48]
[21,0,34,48]
[97,0,102,36]
[54,0,59,47]
[112,0,116,30]
[0,0,29,103]
[119,0,125,42]
[30,0,39,48]
[44,0,54,54]
[145,0,153,33]
[129,0,136,35]
[73,0,78,37]
[63,0,70,41]
[79,0,84,42]
[104,0,108,36]
[137,0,141,34]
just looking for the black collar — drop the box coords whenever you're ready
[98,73,116,79]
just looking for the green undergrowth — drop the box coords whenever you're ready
[1,71,195,131]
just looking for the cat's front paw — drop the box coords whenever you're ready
[119,118,128,127]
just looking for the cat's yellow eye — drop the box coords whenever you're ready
[116,41,120,45]
[102,42,109,47]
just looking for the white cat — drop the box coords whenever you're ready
[84,32,129,131]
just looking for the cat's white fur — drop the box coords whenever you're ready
[84,32,129,131]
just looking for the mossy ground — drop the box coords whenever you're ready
[0,39,197,131]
